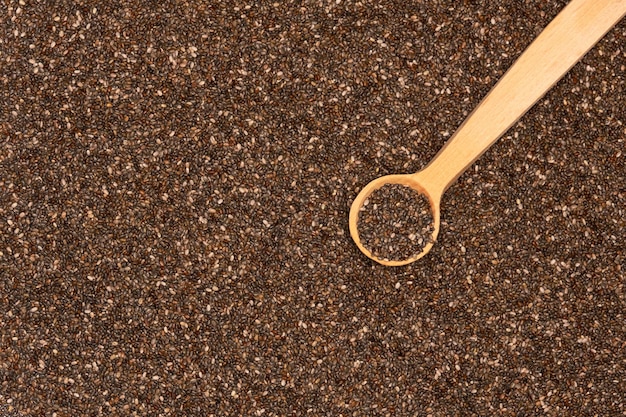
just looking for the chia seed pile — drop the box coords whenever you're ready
[358,184,434,261]
[1,1,625,416]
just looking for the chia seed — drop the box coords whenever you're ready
[358,183,434,261]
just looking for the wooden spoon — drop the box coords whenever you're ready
[350,0,626,266]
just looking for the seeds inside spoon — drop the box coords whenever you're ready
[358,183,435,262]
[349,0,626,266]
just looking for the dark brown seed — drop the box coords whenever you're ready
[358,183,434,261]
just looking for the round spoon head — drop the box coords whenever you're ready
[349,174,441,266]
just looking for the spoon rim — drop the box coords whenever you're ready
[349,173,441,266]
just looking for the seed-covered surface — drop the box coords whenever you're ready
[1,0,625,416]
[359,184,434,261]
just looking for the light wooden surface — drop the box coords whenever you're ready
[350,0,626,266]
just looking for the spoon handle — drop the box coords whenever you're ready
[418,0,626,196]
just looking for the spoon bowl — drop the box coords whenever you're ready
[349,173,441,266]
